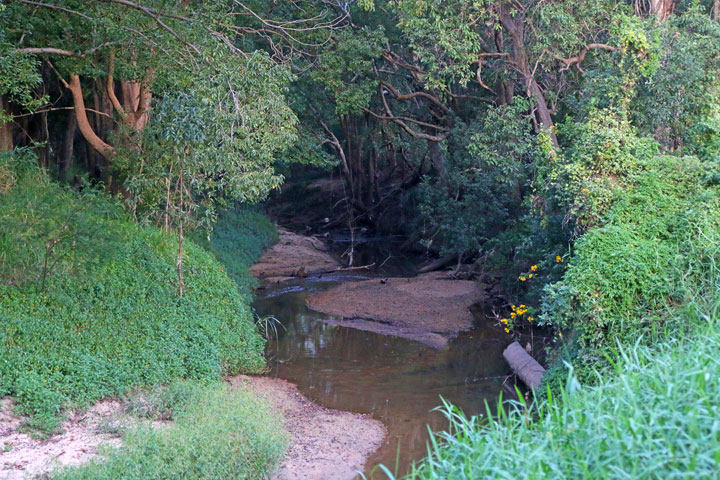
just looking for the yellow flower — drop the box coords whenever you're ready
[528,316,534,322]
[510,312,516,318]
[511,305,517,311]
[500,318,508,324]
[504,328,510,333]
[528,273,533,279]
[519,276,527,282]
[556,255,563,263]
[531,265,538,272]
[520,304,526,309]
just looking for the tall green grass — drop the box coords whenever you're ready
[55,382,287,480]
[398,314,720,479]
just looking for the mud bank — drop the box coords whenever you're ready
[228,375,385,480]
[250,228,341,283]
[306,272,487,348]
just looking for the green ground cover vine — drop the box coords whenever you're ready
[0,152,273,433]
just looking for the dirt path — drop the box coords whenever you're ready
[228,376,386,480]
[306,272,487,348]
[0,397,124,480]
[251,228,341,283]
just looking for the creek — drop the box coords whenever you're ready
[252,238,512,477]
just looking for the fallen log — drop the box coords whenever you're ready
[417,254,455,274]
[503,341,545,390]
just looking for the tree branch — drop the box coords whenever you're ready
[68,73,115,159]
[554,43,619,73]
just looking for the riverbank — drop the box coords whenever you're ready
[229,375,385,480]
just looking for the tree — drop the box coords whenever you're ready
[121,51,297,296]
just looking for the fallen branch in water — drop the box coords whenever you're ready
[503,341,545,390]
[309,263,376,275]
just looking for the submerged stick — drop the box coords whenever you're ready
[503,341,545,390]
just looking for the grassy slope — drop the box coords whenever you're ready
[0,154,271,433]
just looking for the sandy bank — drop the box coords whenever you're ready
[306,272,486,348]
[228,375,386,480]
[250,228,341,282]
[0,397,124,480]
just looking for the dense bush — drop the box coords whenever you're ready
[540,153,720,374]
[56,382,287,480]
[0,154,271,432]
[204,206,278,299]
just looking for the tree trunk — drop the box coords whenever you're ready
[649,0,674,21]
[0,95,13,152]
[68,73,115,159]
[713,0,720,21]
[61,112,77,181]
[176,169,185,298]
[427,140,447,179]
[500,8,559,148]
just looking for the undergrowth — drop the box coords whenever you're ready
[55,381,287,480]
[0,152,274,432]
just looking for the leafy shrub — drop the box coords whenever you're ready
[56,382,287,480]
[540,154,720,373]
[0,155,272,432]
[415,100,535,258]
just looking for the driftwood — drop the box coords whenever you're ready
[417,254,455,274]
[503,341,545,390]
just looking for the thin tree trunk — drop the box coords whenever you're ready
[713,0,720,21]
[0,95,12,152]
[176,169,185,298]
[61,112,77,181]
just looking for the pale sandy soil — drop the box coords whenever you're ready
[228,375,386,480]
[1,376,385,480]
[251,228,341,282]
[0,397,124,480]
[306,272,487,348]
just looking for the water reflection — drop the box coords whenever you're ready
[254,275,510,477]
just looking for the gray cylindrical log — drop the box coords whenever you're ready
[503,341,545,390]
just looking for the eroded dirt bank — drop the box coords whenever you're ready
[228,375,386,480]
[250,228,341,283]
[306,271,487,348]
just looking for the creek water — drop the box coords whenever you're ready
[253,262,512,477]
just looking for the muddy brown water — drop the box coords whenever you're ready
[254,271,511,478]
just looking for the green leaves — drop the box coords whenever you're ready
[122,50,297,232]
[0,160,272,432]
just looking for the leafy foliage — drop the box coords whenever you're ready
[540,154,720,370]
[0,156,272,432]
[416,99,535,257]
